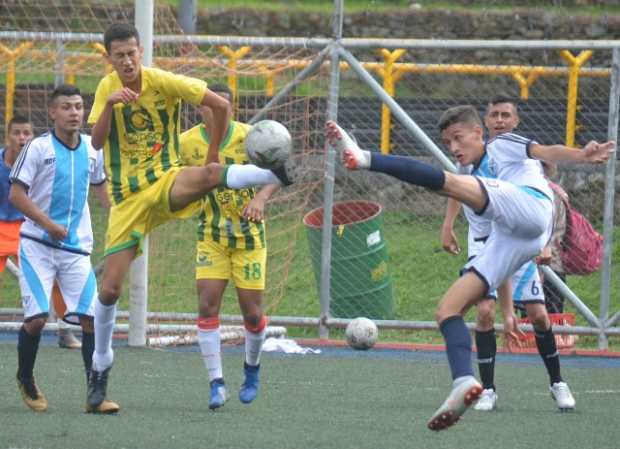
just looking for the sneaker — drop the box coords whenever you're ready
[473,388,497,411]
[209,378,229,410]
[239,363,260,404]
[17,376,48,412]
[87,366,114,410]
[58,329,82,349]
[427,375,482,431]
[550,381,576,411]
[269,160,295,186]
[324,121,370,170]
[85,399,120,414]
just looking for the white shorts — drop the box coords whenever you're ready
[18,238,97,325]
[464,178,553,294]
[511,261,545,304]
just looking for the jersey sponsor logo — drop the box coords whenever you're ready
[44,157,56,165]
[196,252,213,267]
[121,105,163,161]
[192,148,203,160]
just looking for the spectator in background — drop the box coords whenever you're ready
[540,162,569,314]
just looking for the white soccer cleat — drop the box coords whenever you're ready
[324,121,370,170]
[427,375,482,431]
[473,388,497,411]
[550,381,575,411]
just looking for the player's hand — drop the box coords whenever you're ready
[535,246,552,265]
[502,312,526,352]
[440,226,460,255]
[243,197,266,222]
[107,87,139,106]
[582,140,615,164]
[45,222,68,241]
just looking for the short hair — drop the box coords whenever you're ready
[487,94,519,113]
[7,115,31,132]
[104,23,140,54]
[438,105,482,132]
[50,84,81,104]
[208,83,233,100]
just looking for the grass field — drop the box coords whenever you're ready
[1,338,619,449]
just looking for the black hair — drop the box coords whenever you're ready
[50,84,81,103]
[438,105,482,132]
[104,23,140,54]
[7,115,31,132]
[487,94,519,113]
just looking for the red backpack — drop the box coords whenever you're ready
[549,182,603,275]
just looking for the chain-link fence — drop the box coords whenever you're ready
[0,1,618,347]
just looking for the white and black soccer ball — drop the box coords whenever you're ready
[245,120,292,169]
[345,317,378,350]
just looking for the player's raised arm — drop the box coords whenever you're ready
[202,89,231,164]
[90,87,139,150]
[529,140,615,165]
[441,198,462,255]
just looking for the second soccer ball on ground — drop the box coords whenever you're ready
[345,317,378,350]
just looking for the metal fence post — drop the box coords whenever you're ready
[129,0,153,347]
[319,0,344,339]
[598,47,620,349]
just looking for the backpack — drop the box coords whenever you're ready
[549,182,603,275]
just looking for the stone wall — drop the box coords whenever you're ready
[197,7,620,42]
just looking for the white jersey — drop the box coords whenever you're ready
[10,131,105,255]
[486,133,552,199]
[458,153,493,257]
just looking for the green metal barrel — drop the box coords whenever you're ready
[303,200,394,319]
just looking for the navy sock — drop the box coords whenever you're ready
[534,326,562,384]
[440,316,474,380]
[370,154,446,190]
[475,329,496,390]
[81,331,95,381]
[17,325,41,381]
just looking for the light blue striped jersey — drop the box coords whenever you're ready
[9,132,103,255]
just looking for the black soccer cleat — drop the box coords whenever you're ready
[87,366,112,409]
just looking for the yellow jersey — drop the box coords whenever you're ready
[179,121,265,249]
[87,67,207,205]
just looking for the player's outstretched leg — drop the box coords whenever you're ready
[324,121,447,192]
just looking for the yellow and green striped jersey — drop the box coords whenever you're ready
[87,67,207,205]
[179,121,265,249]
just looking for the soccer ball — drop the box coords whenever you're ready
[345,317,378,350]
[245,120,292,168]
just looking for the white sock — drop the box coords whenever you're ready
[198,327,223,381]
[357,149,372,169]
[225,164,280,189]
[93,299,116,371]
[245,328,266,366]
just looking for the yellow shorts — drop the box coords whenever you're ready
[195,239,267,290]
[105,167,200,256]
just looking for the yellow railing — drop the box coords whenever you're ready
[0,43,611,147]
